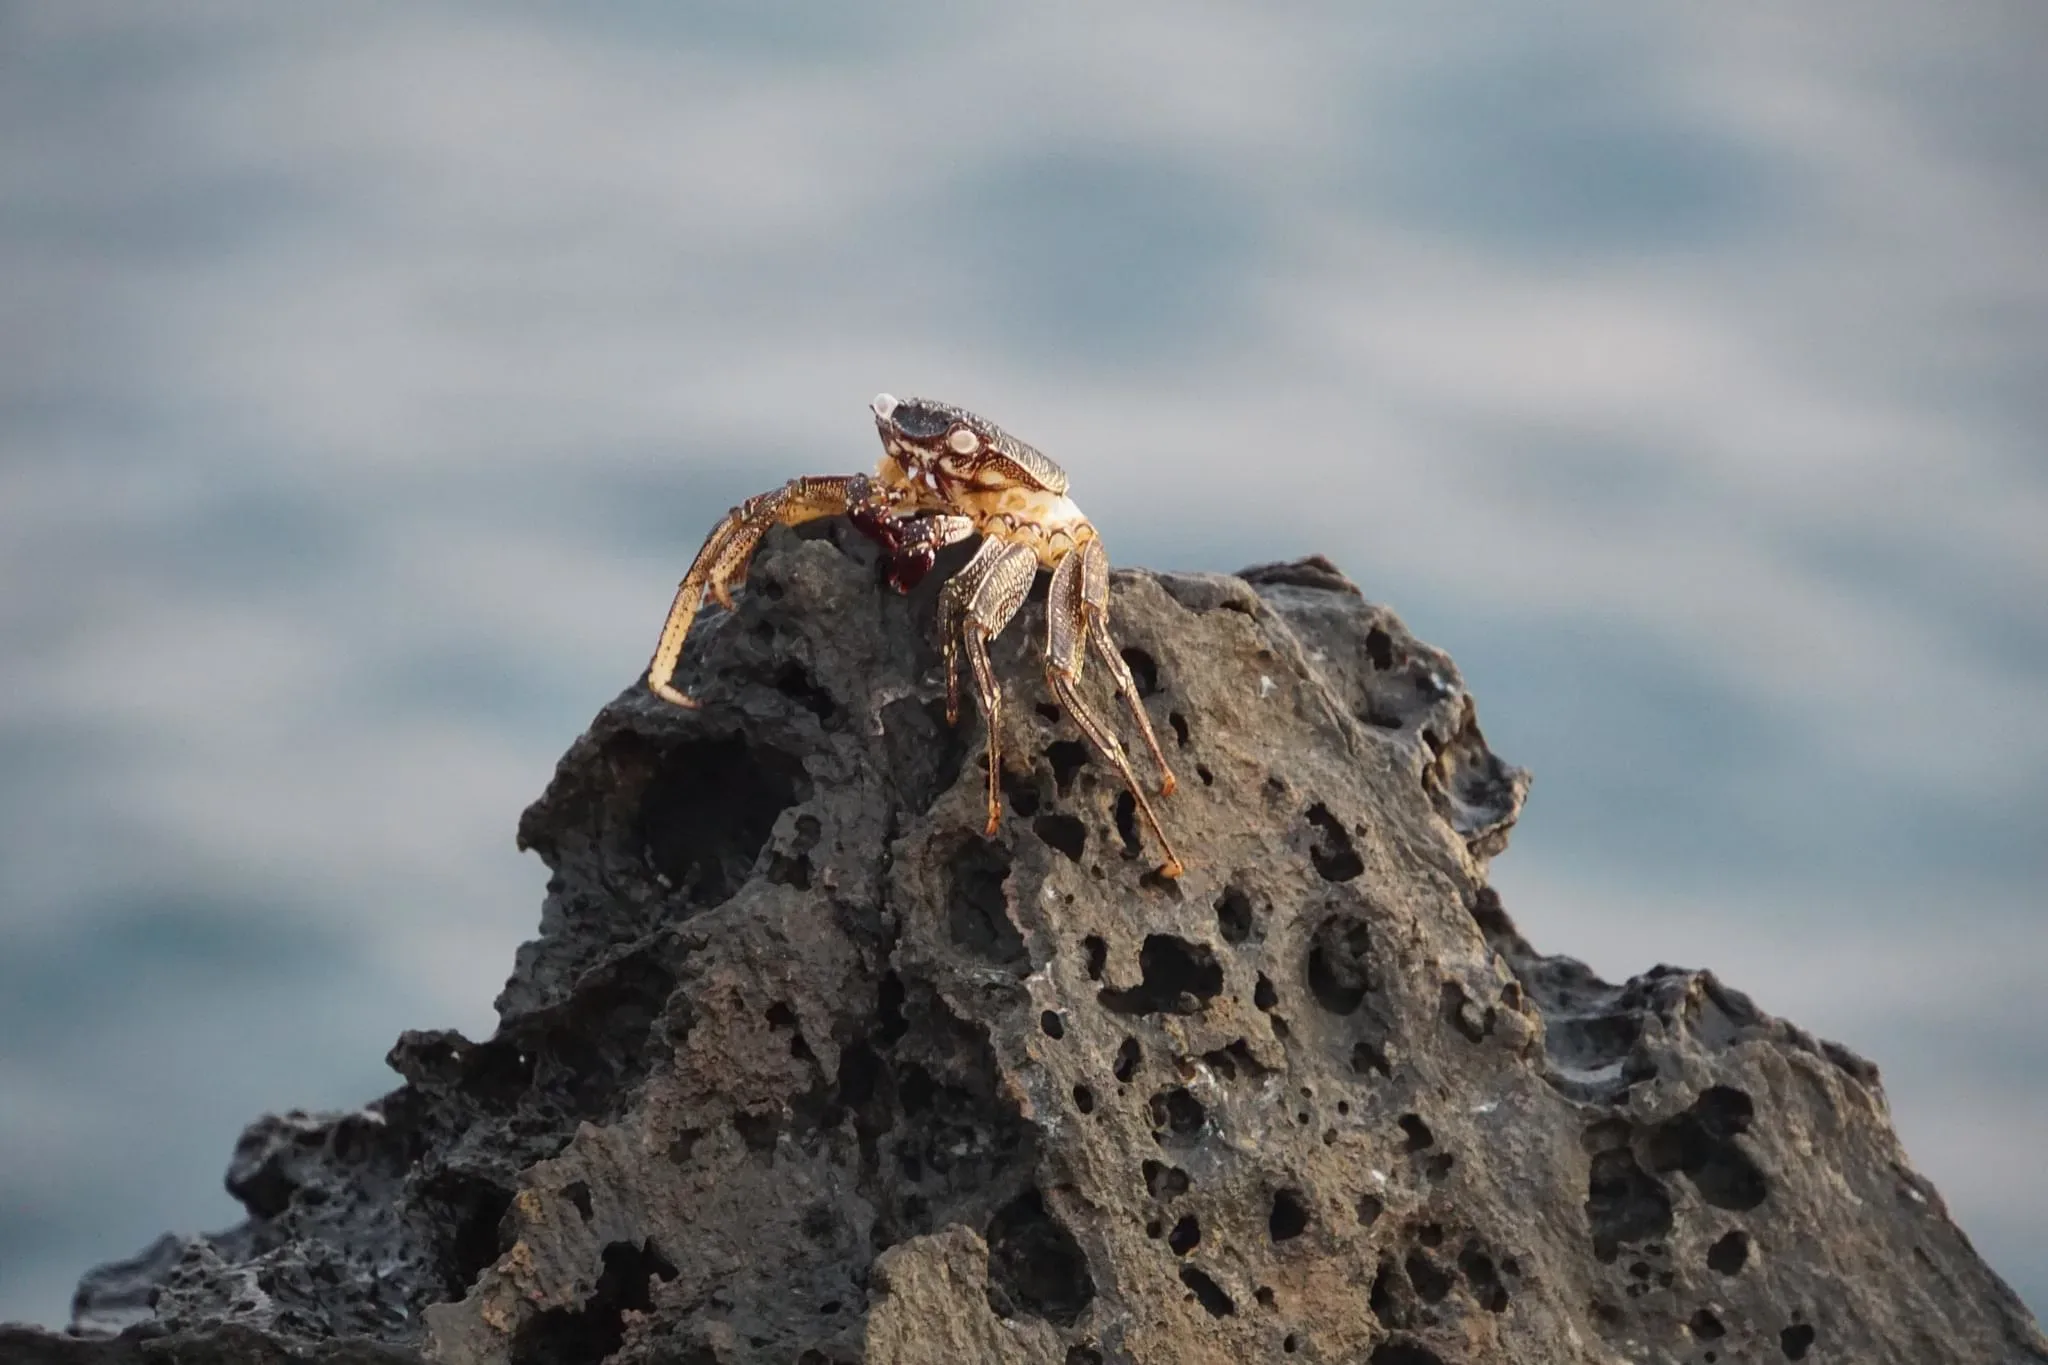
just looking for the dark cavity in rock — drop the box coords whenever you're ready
[1099,934,1223,1015]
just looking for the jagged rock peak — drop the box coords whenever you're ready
[17,526,2041,1365]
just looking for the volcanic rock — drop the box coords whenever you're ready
[11,524,2042,1364]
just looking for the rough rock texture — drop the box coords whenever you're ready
[14,525,2043,1365]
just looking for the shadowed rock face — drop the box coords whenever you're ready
[13,525,2042,1365]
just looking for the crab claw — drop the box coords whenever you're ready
[885,546,937,594]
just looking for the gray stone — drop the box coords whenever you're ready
[17,523,2043,1364]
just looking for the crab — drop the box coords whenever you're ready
[644,394,1183,878]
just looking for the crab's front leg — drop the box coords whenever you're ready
[939,538,1041,834]
[646,474,892,707]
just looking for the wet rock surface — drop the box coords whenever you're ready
[14,525,2042,1364]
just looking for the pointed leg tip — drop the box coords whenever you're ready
[648,680,701,709]
[1160,774,1178,797]
[1157,858,1186,880]
[984,814,1002,837]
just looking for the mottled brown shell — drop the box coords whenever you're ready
[895,396,1070,495]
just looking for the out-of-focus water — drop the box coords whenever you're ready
[2,2,2043,1326]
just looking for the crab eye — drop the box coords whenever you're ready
[870,393,898,421]
[888,401,949,440]
[947,425,981,455]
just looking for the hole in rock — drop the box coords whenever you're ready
[1168,1215,1201,1255]
[1443,982,1492,1042]
[947,838,1025,969]
[1268,1189,1310,1242]
[1037,703,1062,723]
[1398,1114,1434,1151]
[772,661,835,720]
[563,1181,593,1222]
[1073,1084,1095,1114]
[1368,1256,1413,1329]
[1046,740,1089,793]
[1284,1335,1299,1354]
[1179,1266,1234,1317]
[1646,1087,1769,1212]
[876,972,909,1046]
[1114,792,1142,856]
[1066,1350,1103,1365]
[766,849,812,889]
[1201,1039,1266,1082]
[1357,1193,1385,1226]
[985,1190,1095,1327]
[1307,915,1374,1014]
[1121,647,1160,696]
[1197,765,1214,786]
[507,1239,678,1365]
[665,1129,703,1168]
[1418,1224,1444,1249]
[1425,1153,1455,1183]
[1404,1250,1454,1304]
[1169,711,1190,747]
[1586,1146,1675,1262]
[1780,1324,1816,1359]
[734,1111,779,1161]
[1305,803,1364,881]
[1254,974,1279,1011]
[801,1203,837,1244]
[1365,626,1396,671]
[1144,1160,1190,1200]
[1214,885,1254,944]
[1099,935,1223,1015]
[1149,1087,1206,1142]
[1459,1245,1509,1311]
[639,735,809,909]
[1003,770,1042,817]
[1113,1036,1142,1083]
[1033,814,1087,862]
[1707,1229,1750,1275]
[1084,936,1108,981]
[420,1172,514,1298]
[1352,1039,1392,1078]
[1691,1309,1726,1340]
[1369,1346,1446,1365]
[1040,1010,1064,1039]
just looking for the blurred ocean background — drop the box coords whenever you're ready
[1,1,2043,1327]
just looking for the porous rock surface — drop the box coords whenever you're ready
[11,526,2043,1365]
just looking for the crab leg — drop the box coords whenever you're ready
[1078,537,1176,797]
[940,539,1040,834]
[646,474,891,707]
[1046,542,1184,878]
